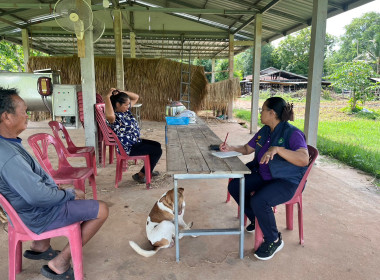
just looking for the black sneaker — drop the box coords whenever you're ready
[132,173,146,184]
[254,232,284,261]
[245,223,255,233]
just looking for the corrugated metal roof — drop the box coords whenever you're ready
[0,0,375,58]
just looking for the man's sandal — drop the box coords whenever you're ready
[23,246,60,260]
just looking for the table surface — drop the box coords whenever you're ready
[166,120,251,176]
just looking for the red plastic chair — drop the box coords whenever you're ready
[27,133,97,200]
[94,103,116,168]
[48,121,97,176]
[254,145,319,250]
[94,103,152,189]
[0,193,83,280]
[109,129,152,189]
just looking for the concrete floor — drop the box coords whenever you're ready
[0,119,379,280]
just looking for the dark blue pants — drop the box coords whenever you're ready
[129,139,162,174]
[228,164,298,242]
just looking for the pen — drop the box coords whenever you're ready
[223,132,229,146]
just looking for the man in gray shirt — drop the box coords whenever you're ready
[0,87,108,279]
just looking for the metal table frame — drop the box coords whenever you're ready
[173,173,245,262]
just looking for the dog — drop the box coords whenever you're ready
[129,187,193,257]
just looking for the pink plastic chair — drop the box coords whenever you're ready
[94,103,116,168]
[254,145,319,250]
[27,133,97,200]
[109,129,152,189]
[94,104,152,189]
[0,193,83,280]
[48,121,97,176]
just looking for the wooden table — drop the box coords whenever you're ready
[166,120,251,262]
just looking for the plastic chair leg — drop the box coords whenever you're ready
[298,201,304,245]
[109,146,114,164]
[67,229,83,280]
[143,157,151,189]
[89,175,97,200]
[286,203,294,230]
[8,226,21,280]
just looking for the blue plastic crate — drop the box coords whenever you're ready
[165,116,190,125]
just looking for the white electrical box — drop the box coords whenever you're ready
[52,84,81,128]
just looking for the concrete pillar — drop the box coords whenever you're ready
[113,9,124,89]
[211,58,215,83]
[227,33,234,120]
[21,29,30,72]
[80,5,97,151]
[130,31,136,58]
[304,0,327,147]
[250,13,262,134]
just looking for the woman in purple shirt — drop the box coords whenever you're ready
[220,97,309,261]
[105,88,162,184]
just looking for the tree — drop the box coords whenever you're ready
[193,58,213,82]
[327,61,376,110]
[332,12,380,73]
[273,27,335,76]
[0,41,25,72]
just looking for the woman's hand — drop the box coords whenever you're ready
[107,88,117,99]
[219,142,230,152]
[260,146,281,164]
[260,146,309,166]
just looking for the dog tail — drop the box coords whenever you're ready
[129,241,159,257]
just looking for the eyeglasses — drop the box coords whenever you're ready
[259,108,270,113]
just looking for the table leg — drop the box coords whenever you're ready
[239,176,245,259]
[174,179,180,262]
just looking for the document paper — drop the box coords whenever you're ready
[211,151,242,158]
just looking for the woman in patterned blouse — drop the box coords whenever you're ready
[105,88,162,183]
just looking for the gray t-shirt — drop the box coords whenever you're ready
[0,136,75,234]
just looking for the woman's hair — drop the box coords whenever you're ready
[110,91,130,110]
[265,96,294,122]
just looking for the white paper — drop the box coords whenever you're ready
[211,151,242,158]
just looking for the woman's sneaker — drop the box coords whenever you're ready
[254,232,284,260]
[245,223,255,233]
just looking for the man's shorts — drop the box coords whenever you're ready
[45,200,99,232]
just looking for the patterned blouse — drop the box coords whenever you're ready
[107,110,141,154]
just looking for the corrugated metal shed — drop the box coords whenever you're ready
[0,0,375,58]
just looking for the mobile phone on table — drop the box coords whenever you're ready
[209,144,220,151]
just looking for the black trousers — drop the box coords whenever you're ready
[228,162,298,242]
[129,139,162,174]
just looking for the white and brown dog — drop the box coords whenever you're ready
[129,188,193,257]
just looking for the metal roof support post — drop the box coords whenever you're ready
[130,31,136,58]
[304,0,327,147]
[21,29,29,72]
[227,33,234,121]
[113,9,124,89]
[79,7,98,155]
[250,13,262,134]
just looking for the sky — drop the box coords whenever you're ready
[326,0,380,37]
[272,0,379,45]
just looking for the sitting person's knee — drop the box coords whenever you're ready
[97,201,109,220]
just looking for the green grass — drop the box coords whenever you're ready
[233,108,380,183]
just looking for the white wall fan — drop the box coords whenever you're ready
[92,16,106,43]
[54,0,93,40]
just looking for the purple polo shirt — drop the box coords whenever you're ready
[247,129,307,180]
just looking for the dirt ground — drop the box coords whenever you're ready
[0,116,379,280]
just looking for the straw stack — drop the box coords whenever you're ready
[28,57,209,121]
[202,77,241,112]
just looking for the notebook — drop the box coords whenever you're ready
[211,151,242,158]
